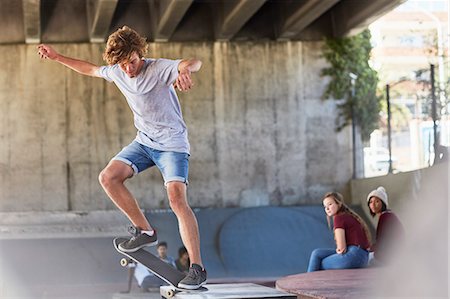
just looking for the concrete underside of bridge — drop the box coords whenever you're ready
[1,0,406,44]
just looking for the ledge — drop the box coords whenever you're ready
[0,210,131,239]
[276,268,377,299]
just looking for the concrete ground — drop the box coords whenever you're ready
[0,236,291,299]
[112,293,162,299]
[0,237,128,298]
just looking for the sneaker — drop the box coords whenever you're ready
[118,225,158,252]
[177,264,207,289]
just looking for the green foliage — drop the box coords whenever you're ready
[321,29,381,141]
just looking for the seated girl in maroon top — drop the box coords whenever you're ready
[367,186,405,264]
[334,213,371,250]
[307,192,371,272]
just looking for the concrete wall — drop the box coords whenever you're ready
[0,41,352,212]
[351,162,448,298]
[350,162,449,228]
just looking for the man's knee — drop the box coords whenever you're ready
[167,182,188,210]
[98,162,132,188]
[98,168,116,189]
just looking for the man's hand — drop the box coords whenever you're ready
[37,44,58,60]
[36,44,100,77]
[174,70,194,92]
[174,59,202,92]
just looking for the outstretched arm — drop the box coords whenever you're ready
[174,59,202,92]
[37,44,101,77]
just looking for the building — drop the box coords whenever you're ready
[368,0,449,174]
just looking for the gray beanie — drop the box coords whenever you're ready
[367,186,388,207]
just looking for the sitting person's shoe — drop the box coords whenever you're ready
[118,225,158,252]
[177,264,207,289]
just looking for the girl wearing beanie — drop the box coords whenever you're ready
[367,186,405,264]
[307,192,371,272]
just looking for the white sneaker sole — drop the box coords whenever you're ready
[118,240,158,252]
[177,280,207,290]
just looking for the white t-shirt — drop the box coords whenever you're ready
[98,58,190,154]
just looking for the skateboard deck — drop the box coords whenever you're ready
[113,237,207,296]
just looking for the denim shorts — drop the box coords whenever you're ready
[112,140,189,185]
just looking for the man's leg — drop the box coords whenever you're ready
[166,182,202,267]
[98,160,152,231]
[152,150,206,288]
[166,182,207,289]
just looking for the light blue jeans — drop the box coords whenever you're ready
[307,245,369,272]
[113,140,189,185]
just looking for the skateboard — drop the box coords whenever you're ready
[113,237,207,297]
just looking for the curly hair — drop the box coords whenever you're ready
[103,26,148,65]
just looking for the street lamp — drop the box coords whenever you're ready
[385,84,393,173]
[349,72,358,179]
[430,64,439,163]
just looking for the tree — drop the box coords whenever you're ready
[321,29,381,141]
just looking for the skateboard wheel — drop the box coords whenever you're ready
[166,290,174,297]
[120,258,129,267]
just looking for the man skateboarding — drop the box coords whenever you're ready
[37,26,206,289]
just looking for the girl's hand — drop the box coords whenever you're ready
[336,247,347,254]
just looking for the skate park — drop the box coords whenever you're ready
[0,0,448,298]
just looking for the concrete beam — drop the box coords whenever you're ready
[87,0,118,43]
[149,0,193,42]
[332,0,407,37]
[22,0,40,44]
[0,210,129,239]
[278,0,339,40]
[216,0,266,41]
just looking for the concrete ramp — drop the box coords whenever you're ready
[0,206,335,297]
[218,207,334,276]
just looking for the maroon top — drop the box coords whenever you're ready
[334,213,370,250]
[373,211,405,261]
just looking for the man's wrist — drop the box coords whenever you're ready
[179,68,191,74]
[53,53,62,62]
